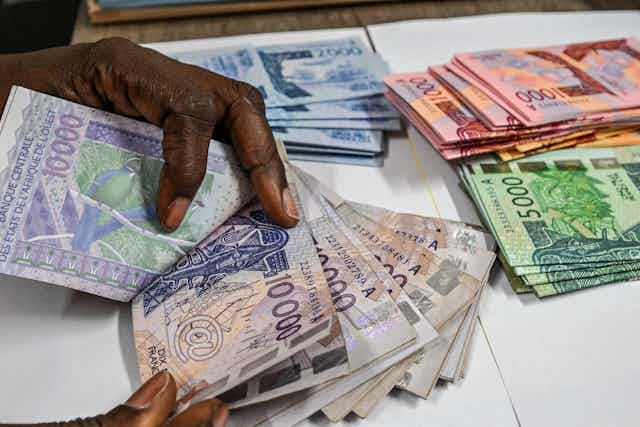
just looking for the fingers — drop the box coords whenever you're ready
[46,372,177,427]
[225,89,299,228]
[168,399,228,427]
[157,112,213,231]
[79,38,298,230]
[125,371,176,414]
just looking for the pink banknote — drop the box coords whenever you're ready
[454,38,640,125]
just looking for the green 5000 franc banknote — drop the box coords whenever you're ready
[462,146,640,267]
[0,87,253,301]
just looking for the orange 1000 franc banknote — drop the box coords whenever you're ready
[429,64,522,129]
[384,86,598,160]
[382,71,556,145]
[443,61,640,131]
[454,38,640,125]
[384,71,500,144]
[496,126,640,161]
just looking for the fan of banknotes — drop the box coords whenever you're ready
[166,37,401,167]
[385,38,640,161]
[0,86,496,425]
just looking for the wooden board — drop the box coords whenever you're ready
[87,0,394,24]
[74,0,640,45]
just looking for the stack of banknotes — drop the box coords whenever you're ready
[0,86,496,424]
[459,145,640,298]
[165,37,401,167]
[384,37,640,161]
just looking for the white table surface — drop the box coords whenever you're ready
[1,10,639,426]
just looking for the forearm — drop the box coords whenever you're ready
[1,423,85,427]
[0,422,95,427]
[0,43,93,111]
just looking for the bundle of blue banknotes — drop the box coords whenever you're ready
[165,37,401,167]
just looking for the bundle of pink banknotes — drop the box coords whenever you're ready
[385,37,640,160]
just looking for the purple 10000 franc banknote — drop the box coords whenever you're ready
[0,86,253,301]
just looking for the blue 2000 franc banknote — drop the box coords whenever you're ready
[171,38,389,108]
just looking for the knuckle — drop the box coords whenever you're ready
[92,37,136,55]
[89,37,136,64]
[234,80,266,109]
[87,37,138,78]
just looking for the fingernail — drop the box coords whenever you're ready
[212,405,229,427]
[126,372,171,410]
[164,197,191,230]
[281,187,299,222]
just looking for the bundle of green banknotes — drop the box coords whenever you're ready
[0,86,496,425]
[459,146,640,297]
[386,37,640,298]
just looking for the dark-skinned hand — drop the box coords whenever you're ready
[0,37,299,231]
[0,37,298,425]
[0,372,228,427]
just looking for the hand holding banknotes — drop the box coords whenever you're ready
[0,372,228,427]
[0,37,298,231]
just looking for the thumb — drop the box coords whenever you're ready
[168,399,228,427]
[103,371,177,427]
[0,372,177,427]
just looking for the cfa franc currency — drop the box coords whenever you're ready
[283,144,378,157]
[132,194,336,401]
[265,96,400,121]
[221,171,412,410]
[351,354,418,418]
[461,146,640,267]
[336,204,483,329]
[287,152,383,168]
[349,201,496,253]
[384,71,506,144]
[321,371,383,422]
[294,169,434,322]
[397,306,468,399]
[430,64,520,129]
[343,203,495,388]
[268,118,401,131]
[272,127,384,153]
[346,201,497,281]
[227,305,434,427]
[293,168,442,412]
[172,37,389,108]
[440,285,484,382]
[454,38,640,125]
[333,205,483,398]
[0,87,252,301]
[294,166,438,345]
[223,310,348,409]
[293,170,417,371]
